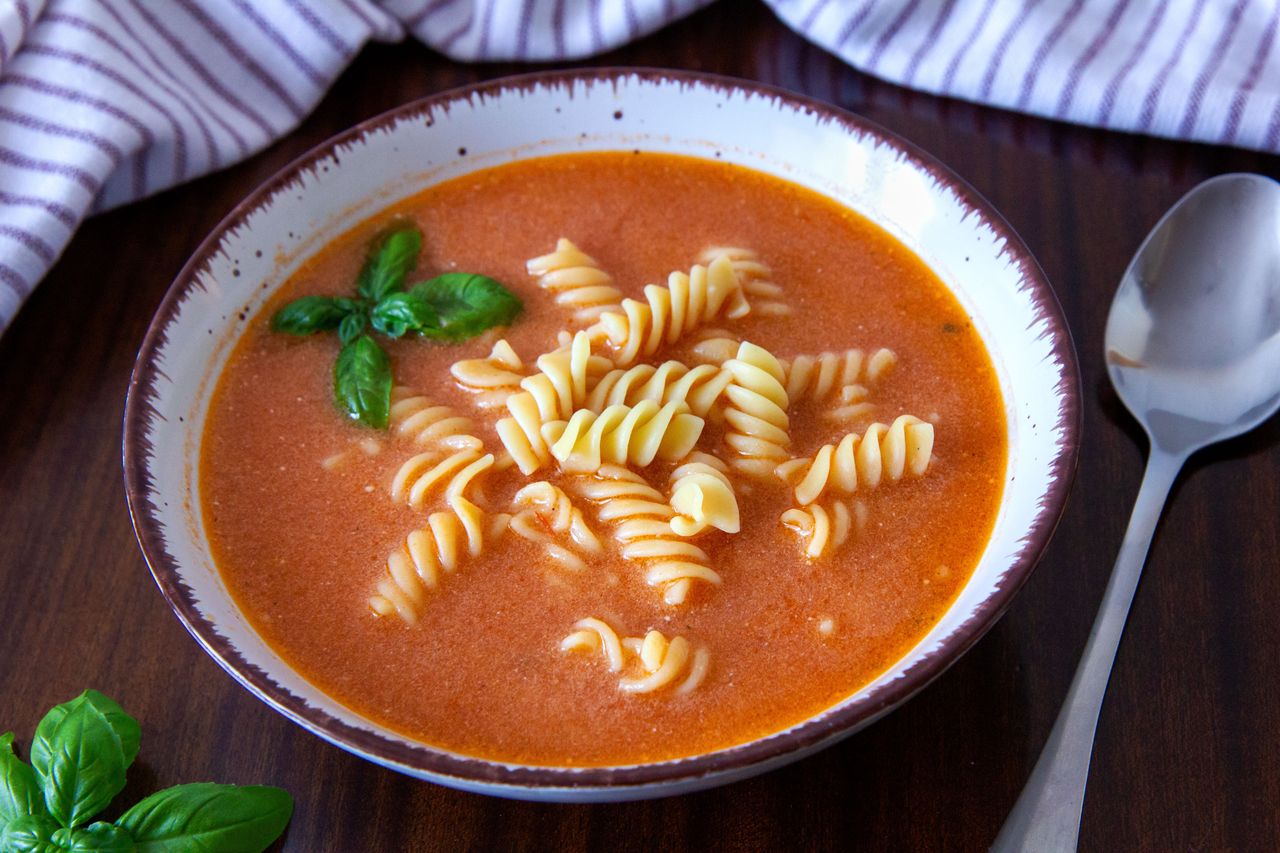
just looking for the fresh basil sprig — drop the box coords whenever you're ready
[270,222,523,428]
[0,691,292,853]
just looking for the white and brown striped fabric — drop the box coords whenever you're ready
[1,0,1277,331]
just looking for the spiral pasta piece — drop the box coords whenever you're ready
[527,238,624,325]
[781,347,897,404]
[589,256,749,366]
[368,454,496,624]
[560,617,626,671]
[389,387,483,451]
[495,391,552,475]
[507,481,603,572]
[721,341,791,478]
[669,452,739,536]
[619,630,710,694]
[449,340,526,410]
[390,447,491,509]
[775,415,935,505]
[495,332,614,476]
[519,330,614,422]
[571,465,721,605]
[585,360,732,417]
[780,498,868,559]
[826,383,875,422]
[688,327,742,366]
[560,617,710,694]
[699,246,789,316]
[542,400,704,474]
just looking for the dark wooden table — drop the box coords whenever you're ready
[3,4,1278,850]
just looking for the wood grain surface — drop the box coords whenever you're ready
[2,4,1278,850]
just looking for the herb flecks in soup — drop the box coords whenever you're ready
[202,152,1006,766]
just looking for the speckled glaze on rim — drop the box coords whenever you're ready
[124,68,1080,801]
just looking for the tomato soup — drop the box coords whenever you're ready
[201,152,1005,766]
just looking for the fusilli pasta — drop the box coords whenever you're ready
[495,331,613,475]
[584,360,732,417]
[588,256,749,366]
[669,452,739,536]
[542,400,705,473]
[721,342,792,478]
[688,327,742,365]
[782,347,896,405]
[560,617,710,694]
[368,453,498,624]
[507,481,603,572]
[389,387,483,451]
[449,340,526,410]
[571,465,722,605]
[699,246,789,316]
[390,447,492,509]
[775,415,935,505]
[519,330,614,422]
[780,497,868,559]
[527,238,624,325]
[825,383,875,422]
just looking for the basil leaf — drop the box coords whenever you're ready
[370,291,440,338]
[55,823,135,852]
[1,732,46,828]
[337,311,367,346]
[30,693,134,828]
[31,693,139,779]
[356,224,422,302]
[269,296,348,335]
[333,335,391,429]
[410,273,522,342]
[117,783,292,853]
[0,813,58,852]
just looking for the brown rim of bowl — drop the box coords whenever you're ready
[124,67,1082,792]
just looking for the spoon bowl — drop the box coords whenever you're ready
[1106,173,1280,452]
[995,173,1280,852]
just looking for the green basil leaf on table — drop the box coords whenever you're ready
[269,295,349,335]
[410,273,523,341]
[0,812,59,851]
[334,334,392,429]
[117,782,292,853]
[0,732,47,828]
[30,692,138,829]
[30,692,140,778]
[336,311,368,346]
[355,223,422,302]
[370,290,440,338]
[55,822,135,852]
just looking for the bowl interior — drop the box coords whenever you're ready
[125,70,1078,800]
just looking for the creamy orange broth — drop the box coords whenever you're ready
[201,152,1006,766]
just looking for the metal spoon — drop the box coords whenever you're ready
[992,173,1280,852]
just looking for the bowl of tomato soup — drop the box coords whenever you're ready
[124,70,1079,801]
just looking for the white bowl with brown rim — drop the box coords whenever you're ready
[124,69,1080,802]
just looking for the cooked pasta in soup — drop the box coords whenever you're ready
[201,151,1006,766]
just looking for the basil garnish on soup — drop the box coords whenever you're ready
[270,222,523,429]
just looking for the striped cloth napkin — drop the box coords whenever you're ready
[1,0,1277,332]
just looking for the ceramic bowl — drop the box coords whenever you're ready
[124,69,1080,802]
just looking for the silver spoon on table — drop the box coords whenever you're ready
[992,173,1280,852]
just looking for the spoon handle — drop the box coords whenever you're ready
[991,447,1185,852]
